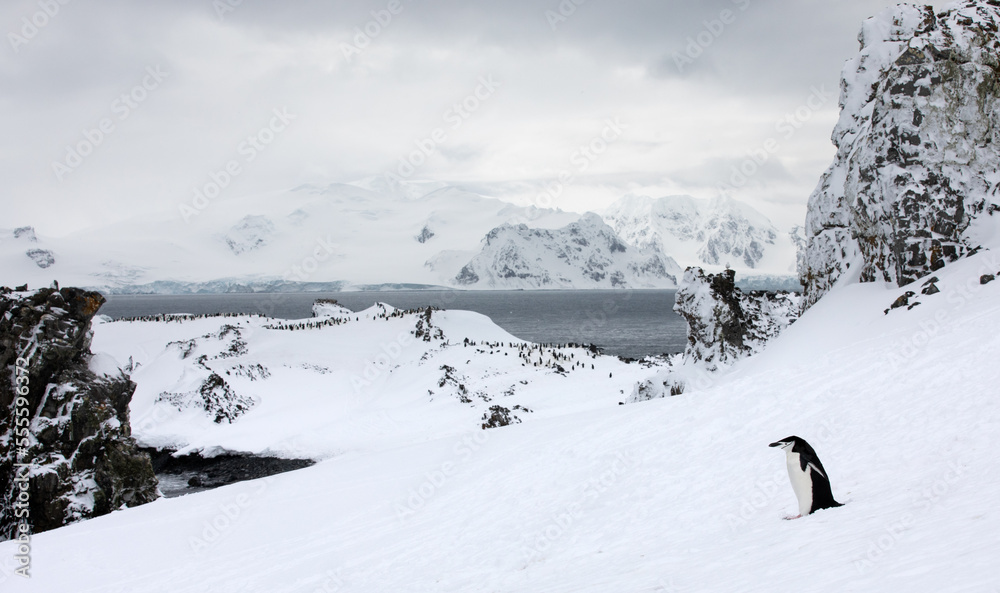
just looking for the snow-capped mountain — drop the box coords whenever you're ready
[800,2,1000,307]
[602,194,796,275]
[454,213,682,289]
[2,180,798,293]
[0,182,579,292]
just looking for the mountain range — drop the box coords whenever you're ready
[2,181,797,293]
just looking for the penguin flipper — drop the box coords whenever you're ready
[806,461,826,479]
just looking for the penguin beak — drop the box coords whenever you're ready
[768,441,786,448]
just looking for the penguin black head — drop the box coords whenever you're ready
[769,435,810,452]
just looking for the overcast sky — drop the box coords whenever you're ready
[1,0,951,236]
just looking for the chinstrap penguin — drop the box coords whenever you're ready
[769,436,842,518]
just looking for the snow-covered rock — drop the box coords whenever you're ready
[12,227,36,242]
[24,249,54,269]
[801,1,1000,307]
[674,267,800,371]
[629,267,800,403]
[0,286,158,540]
[311,298,354,319]
[455,213,681,289]
[602,194,793,274]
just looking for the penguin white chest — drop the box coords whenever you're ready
[785,451,813,516]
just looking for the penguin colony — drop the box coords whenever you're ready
[110,306,619,374]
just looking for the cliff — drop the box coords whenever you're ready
[800,1,1000,307]
[0,286,158,540]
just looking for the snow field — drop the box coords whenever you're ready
[2,250,1000,591]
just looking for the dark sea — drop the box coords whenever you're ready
[100,290,688,359]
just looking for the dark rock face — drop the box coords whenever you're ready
[481,405,524,430]
[156,324,258,424]
[801,2,1000,308]
[25,249,55,269]
[673,268,801,371]
[0,286,159,541]
[631,268,800,402]
[416,225,435,243]
[13,227,37,242]
[145,449,313,498]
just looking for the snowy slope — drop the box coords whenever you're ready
[0,182,578,292]
[602,193,796,277]
[3,244,999,590]
[86,302,663,460]
[454,213,682,289]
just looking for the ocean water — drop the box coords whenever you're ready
[100,290,688,359]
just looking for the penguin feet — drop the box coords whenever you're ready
[782,514,802,520]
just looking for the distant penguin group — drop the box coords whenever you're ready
[769,436,842,518]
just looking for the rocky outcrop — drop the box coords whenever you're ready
[630,268,799,402]
[801,2,1000,307]
[0,286,159,540]
[12,227,37,242]
[415,225,435,244]
[481,405,529,430]
[156,325,259,424]
[673,268,800,371]
[25,249,55,269]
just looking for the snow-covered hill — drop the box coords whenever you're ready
[602,194,796,276]
[454,213,682,289]
[81,301,663,460]
[3,238,999,592]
